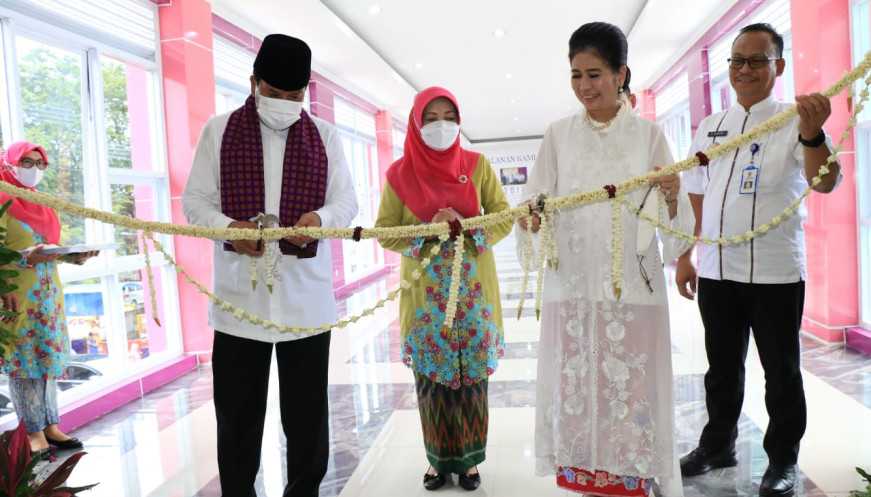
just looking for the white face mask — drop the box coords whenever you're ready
[420,120,460,151]
[255,88,302,130]
[14,166,44,188]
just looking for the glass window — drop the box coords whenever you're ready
[659,104,693,159]
[776,34,796,102]
[62,264,173,388]
[0,1,181,423]
[117,267,168,361]
[857,130,871,328]
[656,73,691,158]
[340,135,381,280]
[100,54,161,171]
[852,0,871,327]
[213,35,255,116]
[655,72,689,117]
[710,77,733,114]
[17,36,86,245]
[392,127,406,160]
[852,0,871,123]
[215,87,247,115]
[213,36,254,93]
[110,183,161,257]
[707,0,795,111]
[334,97,382,280]
[64,278,110,367]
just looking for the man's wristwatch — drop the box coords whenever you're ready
[799,130,826,148]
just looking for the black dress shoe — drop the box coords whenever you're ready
[458,472,481,491]
[680,446,738,476]
[423,472,446,491]
[46,437,83,451]
[759,464,797,497]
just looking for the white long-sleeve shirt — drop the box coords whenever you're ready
[183,111,358,342]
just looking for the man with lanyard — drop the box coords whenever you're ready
[183,34,358,497]
[676,23,841,496]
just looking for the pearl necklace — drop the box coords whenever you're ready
[584,102,624,131]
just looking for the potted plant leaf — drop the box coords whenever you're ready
[850,467,871,497]
[0,423,97,497]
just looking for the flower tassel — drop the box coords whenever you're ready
[142,231,162,327]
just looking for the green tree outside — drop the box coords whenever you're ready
[18,44,137,254]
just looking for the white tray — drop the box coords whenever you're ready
[39,243,118,255]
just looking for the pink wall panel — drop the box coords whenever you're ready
[158,0,217,357]
[791,0,859,338]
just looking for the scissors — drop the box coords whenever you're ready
[251,213,280,252]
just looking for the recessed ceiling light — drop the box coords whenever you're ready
[368,4,381,15]
[415,62,424,69]
[493,28,505,38]
[505,73,513,79]
[510,98,518,104]
[513,117,519,121]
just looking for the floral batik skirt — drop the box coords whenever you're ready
[557,466,652,496]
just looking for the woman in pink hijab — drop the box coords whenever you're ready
[0,141,95,455]
[375,87,512,491]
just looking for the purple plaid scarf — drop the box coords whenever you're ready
[219,95,328,258]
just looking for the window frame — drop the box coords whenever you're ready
[0,6,184,401]
[658,101,693,160]
[851,0,871,328]
[333,96,384,280]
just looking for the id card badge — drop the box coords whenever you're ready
[739,164,760,195]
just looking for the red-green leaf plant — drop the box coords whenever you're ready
[0,423,97,497]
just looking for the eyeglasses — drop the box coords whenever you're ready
[728,56,779,70]
[18,158,48,170]
[634,186,656,295]
[637,254,654,294]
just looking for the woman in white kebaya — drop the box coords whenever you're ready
[519,22,693,497]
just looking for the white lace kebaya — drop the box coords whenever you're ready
[520,103,693,497]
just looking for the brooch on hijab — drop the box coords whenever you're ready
[458,174,468,184]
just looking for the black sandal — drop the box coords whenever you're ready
[423,471,446,491]
[46,437,83,451]
[458,468,481,491]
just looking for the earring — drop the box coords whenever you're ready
[618,87,624,94]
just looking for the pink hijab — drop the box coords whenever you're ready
[0,141,61,244]
[386,87,481,222]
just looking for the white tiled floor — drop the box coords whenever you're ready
[53,257,871,497]
[338,408,573,497]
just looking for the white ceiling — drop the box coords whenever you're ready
[209,0,419,119]
[211,0,738,141]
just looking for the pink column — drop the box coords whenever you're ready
[158,0,217,359]
[638,89,656,122]
[374,111,394,184]
[791,0,859,341]
[374,110,400,267]
[687,50,712,134]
